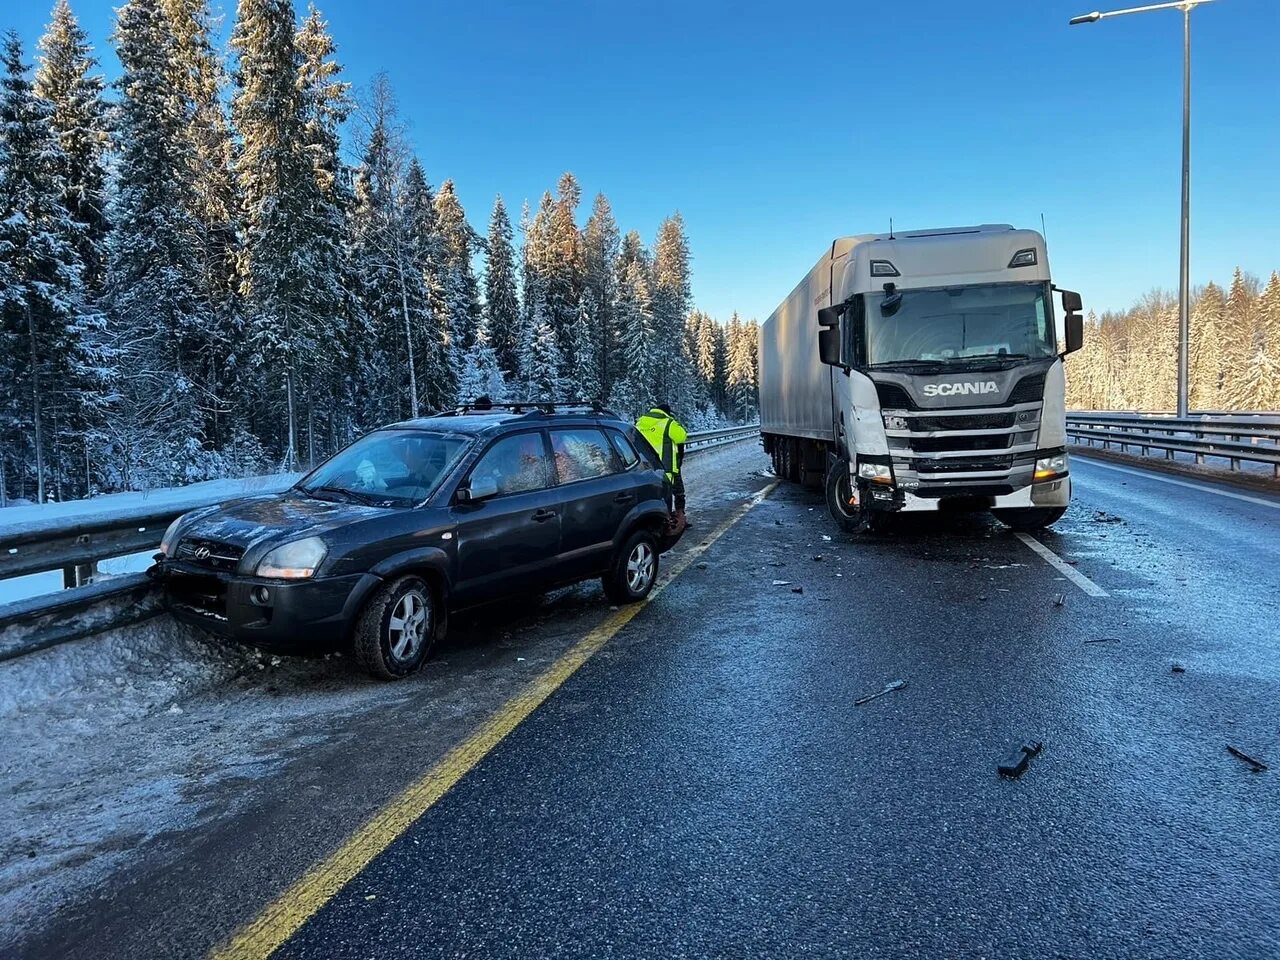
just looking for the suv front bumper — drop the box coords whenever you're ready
[149,559,379,654]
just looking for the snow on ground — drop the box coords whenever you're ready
[0,610,406,946]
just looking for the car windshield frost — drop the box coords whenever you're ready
[299,429,470,507]
[866,281,1056,368]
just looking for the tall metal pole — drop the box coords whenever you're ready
[1177,5,1191,417]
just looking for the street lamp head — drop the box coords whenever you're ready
[1069,12,1103,23]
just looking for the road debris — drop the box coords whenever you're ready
[1171,663,1186,673]
[998,740,1044,779]
[696,562,709,570]
[854,679,906,706]
[821,535,832,542]
[771,579,791,586]
[791,586,804,594]
[1227,745,1269,772]
[1084,637,1120,644]
[812,555,823,562]
[1092,510,1124,524]
[1053,593,1066,607]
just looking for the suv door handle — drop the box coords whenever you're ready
[613,493,635,504]
[532,509,558,522]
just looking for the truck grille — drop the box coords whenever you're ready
[911,434,1012,453]
[177,538,245,573]
[914,456,1015,474]
[911,412,1017,431]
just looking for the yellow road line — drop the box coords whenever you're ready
[211,482,778,960]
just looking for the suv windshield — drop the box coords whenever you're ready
[299,429,470,507]
[866,281,1056,368]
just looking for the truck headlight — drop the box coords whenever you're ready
[858,462,893,484]
[256,537,327,579]
[160,516,184,557]
[1034,454,1068,481]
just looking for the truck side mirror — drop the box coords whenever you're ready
[1060,289,1083,314]
[818,325,843,366]
[1064,310,1084,355]
[817,305,843,327]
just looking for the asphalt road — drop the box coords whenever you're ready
[10,448,1280,959]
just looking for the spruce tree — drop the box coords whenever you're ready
[651,213,694,405]
[522,299,563,401]
[546,171,584,377]
[0,31,97,502]
[484,195,522,381]
[231,0,335,467]
[607,257,655,418]
[582,192,620,394]
[434,178,480,374]
[1189,281,1225,410]
[34,0,109,292]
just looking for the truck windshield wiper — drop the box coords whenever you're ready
[868,359,947,371]
[953,352,1032,364]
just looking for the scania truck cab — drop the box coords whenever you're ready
[758,225,1084,532]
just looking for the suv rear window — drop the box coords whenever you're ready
[607,430,641,469]
[550,429,621,483]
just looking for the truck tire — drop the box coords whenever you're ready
[602,529,660,604]
[993,506,1067,531]
[824,460,862,534]
[353,575,439,680]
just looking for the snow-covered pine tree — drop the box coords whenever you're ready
[456,311,508,404]
[607,256,655,418]
[484,195,522,381]
[34,0,109,293]
[546,171,584,380]
[568,290,601,401]
[521,191,554,363]
[1189,281,1225,410]
[726,312,759,423]
[401,157,451,412]
[231,0,337,468]
[105,0,213,488]
[582,192,620,395]
[521,299,562,402]
[651,213,694,407]
[1256,272,1280,410]
[434,178,480,369]
[0,31,100,502]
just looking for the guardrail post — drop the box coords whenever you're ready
[62,561,97,589]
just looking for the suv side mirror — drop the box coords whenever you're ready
[458,474,499,503]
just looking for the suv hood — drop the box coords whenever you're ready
[178,491,389,553]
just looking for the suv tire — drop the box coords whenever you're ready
[353,575,438,680]
[602,529,660,604]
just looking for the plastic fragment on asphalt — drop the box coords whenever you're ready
[1084,637,1120,644]
[1171,663,1186,673]
[854,679,907,706]
[1227,745,1268,772]
[1053,593,1066,607]
[791,586,804,594]
[998,740,1044,779]
[696,562,708,569]
[821,535,832,541]
[771,579,791,586]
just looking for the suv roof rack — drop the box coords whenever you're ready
[440,399,622,420]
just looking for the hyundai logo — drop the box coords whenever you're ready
[193,545,211,561]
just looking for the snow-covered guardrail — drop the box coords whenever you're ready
[0,425,759,662]
[1066,412,1280,476]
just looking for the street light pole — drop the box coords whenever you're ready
[1070,0,1218,418]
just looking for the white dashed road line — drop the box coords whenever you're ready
[1014,532,1110,598]
[1074,456,1280,511]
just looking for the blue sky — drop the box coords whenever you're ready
[7,0,1279,321]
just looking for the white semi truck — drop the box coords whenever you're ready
[759,224,1084,532]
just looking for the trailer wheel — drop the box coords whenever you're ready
[824,460,862,533]
[993,507,1067,531]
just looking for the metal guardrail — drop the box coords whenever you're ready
[1067,412,1280,476]
[0,425,760,662]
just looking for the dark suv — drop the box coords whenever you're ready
[149,405,677,679]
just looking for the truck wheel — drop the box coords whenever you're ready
[353,575,439,680]
[602,529,660,604]
[993,507,1067,531]
[824,460,862,533]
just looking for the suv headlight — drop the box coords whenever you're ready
[858,462,893,484]
[256,537,327,579]
[1034,453,1068,480]
[160,516,184,557]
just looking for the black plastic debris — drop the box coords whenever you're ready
[791,586,804,594]
[1227,745,1268,772]
[1171,663,1186,673]
[854,679,906,706]
[1053,593,1066,607]
[998,740,1044,779]
[1084,637,1119,644]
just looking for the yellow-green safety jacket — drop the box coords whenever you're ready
[635,408,688,481]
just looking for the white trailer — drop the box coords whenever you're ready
[759,224,1084,531]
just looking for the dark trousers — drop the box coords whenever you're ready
[671,472,686,511]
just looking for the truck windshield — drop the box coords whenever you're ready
[298,429,471,507]
[865,281,1056,368]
